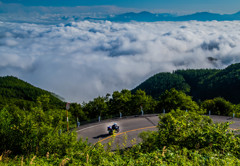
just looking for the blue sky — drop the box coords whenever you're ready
[1,0,240,13]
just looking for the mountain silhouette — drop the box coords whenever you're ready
[85,11,240,22]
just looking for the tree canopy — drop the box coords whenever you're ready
[133,63,240,104]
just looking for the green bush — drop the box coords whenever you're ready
[140,109,240,158]
[202,97,235,116]
[2,92,240,165]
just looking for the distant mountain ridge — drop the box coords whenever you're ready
[86,11,240,22]
[132,63,240,104]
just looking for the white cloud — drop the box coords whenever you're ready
[0,3,140,24]
[0,20,240,102]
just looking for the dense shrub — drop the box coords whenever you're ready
[140,109,240,158]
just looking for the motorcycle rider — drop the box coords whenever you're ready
[112,123,118,130]
[107,122,119,134]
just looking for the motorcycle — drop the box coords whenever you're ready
[107,123,120,135]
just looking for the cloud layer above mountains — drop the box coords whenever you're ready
[1,20,240,102]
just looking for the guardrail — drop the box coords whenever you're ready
[67,110,238,132]
[76,112,149,127]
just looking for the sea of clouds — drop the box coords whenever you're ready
[0,20,240,102]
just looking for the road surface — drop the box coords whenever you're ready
[76,114,240,149]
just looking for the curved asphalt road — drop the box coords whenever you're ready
[76,115,240,149]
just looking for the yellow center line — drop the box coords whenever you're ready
[97,126,157,143]
[96,126,240,143]
[229,128,240,131]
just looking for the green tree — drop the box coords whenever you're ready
[0,104,78,156]
[109,89,132,116]
[69,103,87,122]
[36,95,50,111]
[201,97,234,116]
[157,89,203,114]
[130,89,157,114]
[83,96,109,119]
[235,104,240,117]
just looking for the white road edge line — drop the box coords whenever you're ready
[76,123,106,133]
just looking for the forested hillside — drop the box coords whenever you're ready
[132,72,191,99]
[133,63,240,103]
[0,76,65,109]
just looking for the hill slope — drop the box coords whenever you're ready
[0,76,65,109]
[133,63,240,103]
